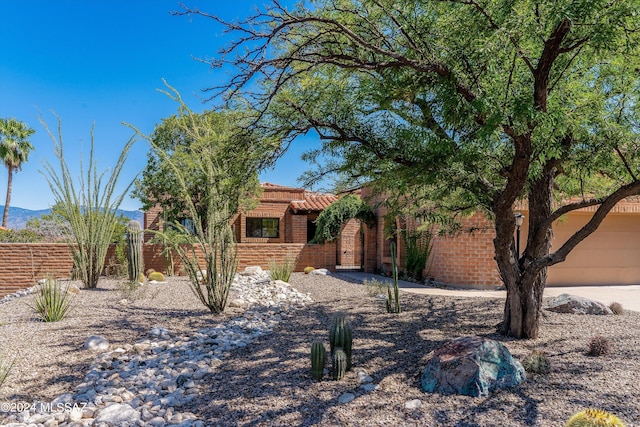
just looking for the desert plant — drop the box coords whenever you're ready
[386,241,401,313]
[126,220,144,283]
[148,271,166,282]
[40,116,135,289]
[588,336,610,356]
[402,228,432,281]
[566,408,625,427]
[363,278,389,297]
[304,266,315,274]
[268,254,296,282]
[521,350,551,375]
[30,278,74,322]
[311,341,326,381]
[332,348,348,380]
[609,302,624,315]
[0,355,15,388]
[329,314,353,370]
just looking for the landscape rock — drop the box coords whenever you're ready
[83,335,109,351]
[338,393,356,404]
[405,399,423,410]
[93,403,141,424]
[546,293,613,315]
[421,336,525,397]
[241,266,263,276]
[310,268,330,276]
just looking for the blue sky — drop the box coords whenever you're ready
[0,0,324,211]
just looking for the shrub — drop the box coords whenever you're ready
[566,408,625,427]
[30,278,74,322]
[0,228,44,243]
[609,302,624,315]
[588,336,610,357]
[269,255,295,282]
[402,228,432,281]
[148,271,166,282]
[363,278,389,297]
[521,350,551,375]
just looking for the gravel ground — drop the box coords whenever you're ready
[1,273,639,426]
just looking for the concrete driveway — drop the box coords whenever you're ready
[335,272,640,312]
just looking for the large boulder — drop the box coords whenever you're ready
[546,293,613,315]
[241,266,263,276]
[421,336,525,397]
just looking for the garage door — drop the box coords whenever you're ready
[547,212,640,286]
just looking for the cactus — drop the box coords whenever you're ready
[304,266,315,274]
[126,220,144,284]
[311,341,326,381]
[333,349,347,380]
[148,271,165,282]
[329,314,353,370]
[566,409,625,427]
[386,241,401,313]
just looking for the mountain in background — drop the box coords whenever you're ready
[0,205,144,230]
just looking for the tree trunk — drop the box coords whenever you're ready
[500,269,547,338]
[2,166,13,227]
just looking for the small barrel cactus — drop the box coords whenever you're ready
[304,266,315,274]
[333,349,347,380]
[329,314,353,371]
[148,271,165,282]
[311,341,326,381]
[566,408,625,427]
[126,220,144,284]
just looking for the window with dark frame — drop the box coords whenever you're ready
[246,217,279,238]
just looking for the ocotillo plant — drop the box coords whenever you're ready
[126,220,144,283]
[386,242,401,313]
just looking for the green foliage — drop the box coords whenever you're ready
[311,194,373,243]
[332,349,347,380]
[129,85,244,314]
[588,336,610,357]
[386,242,401,314]
[0,117,35,227]
[148,226,196,276]
[148,271,165,282]
[521,350,551,375]
[609,302,624,315]
[131,85,277,229]
[402,228,432,281]
[40,116,135,289]
[30,278,74,322]
[0,228,44,243]
[126,220,144,283]
[268,254,296,282]
[566,409,626,427]
[311,341,326,381]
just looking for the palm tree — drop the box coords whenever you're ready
[0,118,35,227]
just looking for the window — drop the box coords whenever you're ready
[246,217,279,238]
[307,219,317,243]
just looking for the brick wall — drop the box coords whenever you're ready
[0,242,337,298]
[0,243,75,297]
[427,212,502,288]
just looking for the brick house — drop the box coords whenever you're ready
[143,183,364,272]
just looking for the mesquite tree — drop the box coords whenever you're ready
[182,0,640,338]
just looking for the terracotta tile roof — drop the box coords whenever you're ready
[291,192,338,212]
